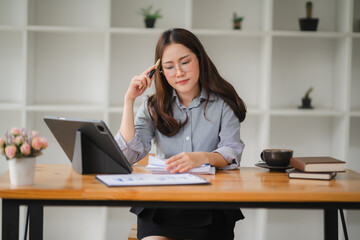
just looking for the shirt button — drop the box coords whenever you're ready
[185,136,190,141]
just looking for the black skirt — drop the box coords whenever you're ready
[135,208,244,240]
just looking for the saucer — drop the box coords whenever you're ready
[255,162,293,172]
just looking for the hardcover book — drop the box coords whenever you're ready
[290,157,345,172]
[288,169,337,180]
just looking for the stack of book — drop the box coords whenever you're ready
[146,155,216,175]
[288,156,346,180]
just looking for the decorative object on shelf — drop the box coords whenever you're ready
[233,12,244,30]
[299,1,319,31]
[299,87,314,109]
[139,5,162,28]
[1,127,48,185]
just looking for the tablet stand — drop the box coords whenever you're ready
[72,131,129,174]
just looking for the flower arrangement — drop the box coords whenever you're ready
[0,127,48,160]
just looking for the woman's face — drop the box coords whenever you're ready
[161,43,200,99]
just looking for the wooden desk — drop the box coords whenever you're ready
[1,164,360,240]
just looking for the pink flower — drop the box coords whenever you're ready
[5,145,17,159]
[30,131,39,137]
[12,136,23,146]
[40,137,48,149]
[31,137,42,151]
[10,127,21,136]
[20,142,31,155]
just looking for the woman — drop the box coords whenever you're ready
[115,28,246,240]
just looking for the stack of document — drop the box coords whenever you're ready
[146,155,216,175]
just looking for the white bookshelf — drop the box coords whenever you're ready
[1,0,360,239]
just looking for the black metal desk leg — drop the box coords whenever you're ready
[2,199,20,240]
[29,203,44,240]
[324,208,338,240]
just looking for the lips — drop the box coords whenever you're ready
[176,79,189,85]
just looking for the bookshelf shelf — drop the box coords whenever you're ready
[0,1,359,239]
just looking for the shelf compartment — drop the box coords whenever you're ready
[26,31,106,105]
[272,31,347,39]
[0,110,22,134]
[25,111,104,164]
[353,0,360,33]
[109,33,158,107]
[197,35,263,109]
[271,37,348,111]
[270,108,345,117]
[193,29,265,37]
[0,103,22,110]
[26,104,104,112]
[241,115,262,167]
[27,0,108,27]
[273,0,350,32]
[269,115,347,159]
[192,0,264,31]
[111,0,187,29]
[0,31,24,105]
[348,117,360,173]
[0,0,26,26]
[351,38,360,111]
[108,112,123,138]
[27,25,106,34]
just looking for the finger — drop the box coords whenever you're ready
[170,164,183,174]
[142,65,155,76]
[166,153,183,165]
[165,160,181,170]
[179,166,191,173]
[134,78,148,90]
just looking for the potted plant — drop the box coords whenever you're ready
[299,87,314,109]
[139,5,162,28]
[233,12,244,30]
[1,127,48,185]
[299,1,319,31]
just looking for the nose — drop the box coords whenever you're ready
[175,66,185,77]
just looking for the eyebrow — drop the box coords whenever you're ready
[163,55,190,64]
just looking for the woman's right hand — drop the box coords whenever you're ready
[124,65,155,102]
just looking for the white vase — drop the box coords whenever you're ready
[8,157,36,186]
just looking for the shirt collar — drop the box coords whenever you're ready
[172,87,217,109]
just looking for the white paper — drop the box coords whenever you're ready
[96,173,209,187]
[146,155,216,175]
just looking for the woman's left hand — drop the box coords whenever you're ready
[165,152,208,173]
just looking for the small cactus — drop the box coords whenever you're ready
[306,1,313,19]
[304,87,313,99]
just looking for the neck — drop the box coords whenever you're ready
[177,85,201,108]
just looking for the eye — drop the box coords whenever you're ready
[181,60,190,65]
[165,66,174,70]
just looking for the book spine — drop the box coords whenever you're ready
[290,158,306,172]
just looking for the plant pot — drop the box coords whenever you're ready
[300,98,313,109]
[233,21,241,30]
[145,18,156,28]
[8,157,36,186]
[299,18,319,31]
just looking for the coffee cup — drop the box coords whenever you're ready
[260,149,293,167]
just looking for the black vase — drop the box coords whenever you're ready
[301,98,313,109]
[145,18,156,28]
[299,18,319,31]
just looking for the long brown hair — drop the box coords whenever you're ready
[148,28,246,136]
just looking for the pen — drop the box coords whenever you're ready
[148,59,161,79]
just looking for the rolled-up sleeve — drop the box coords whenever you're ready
[213,102,244,170]
[114,98,155,165]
